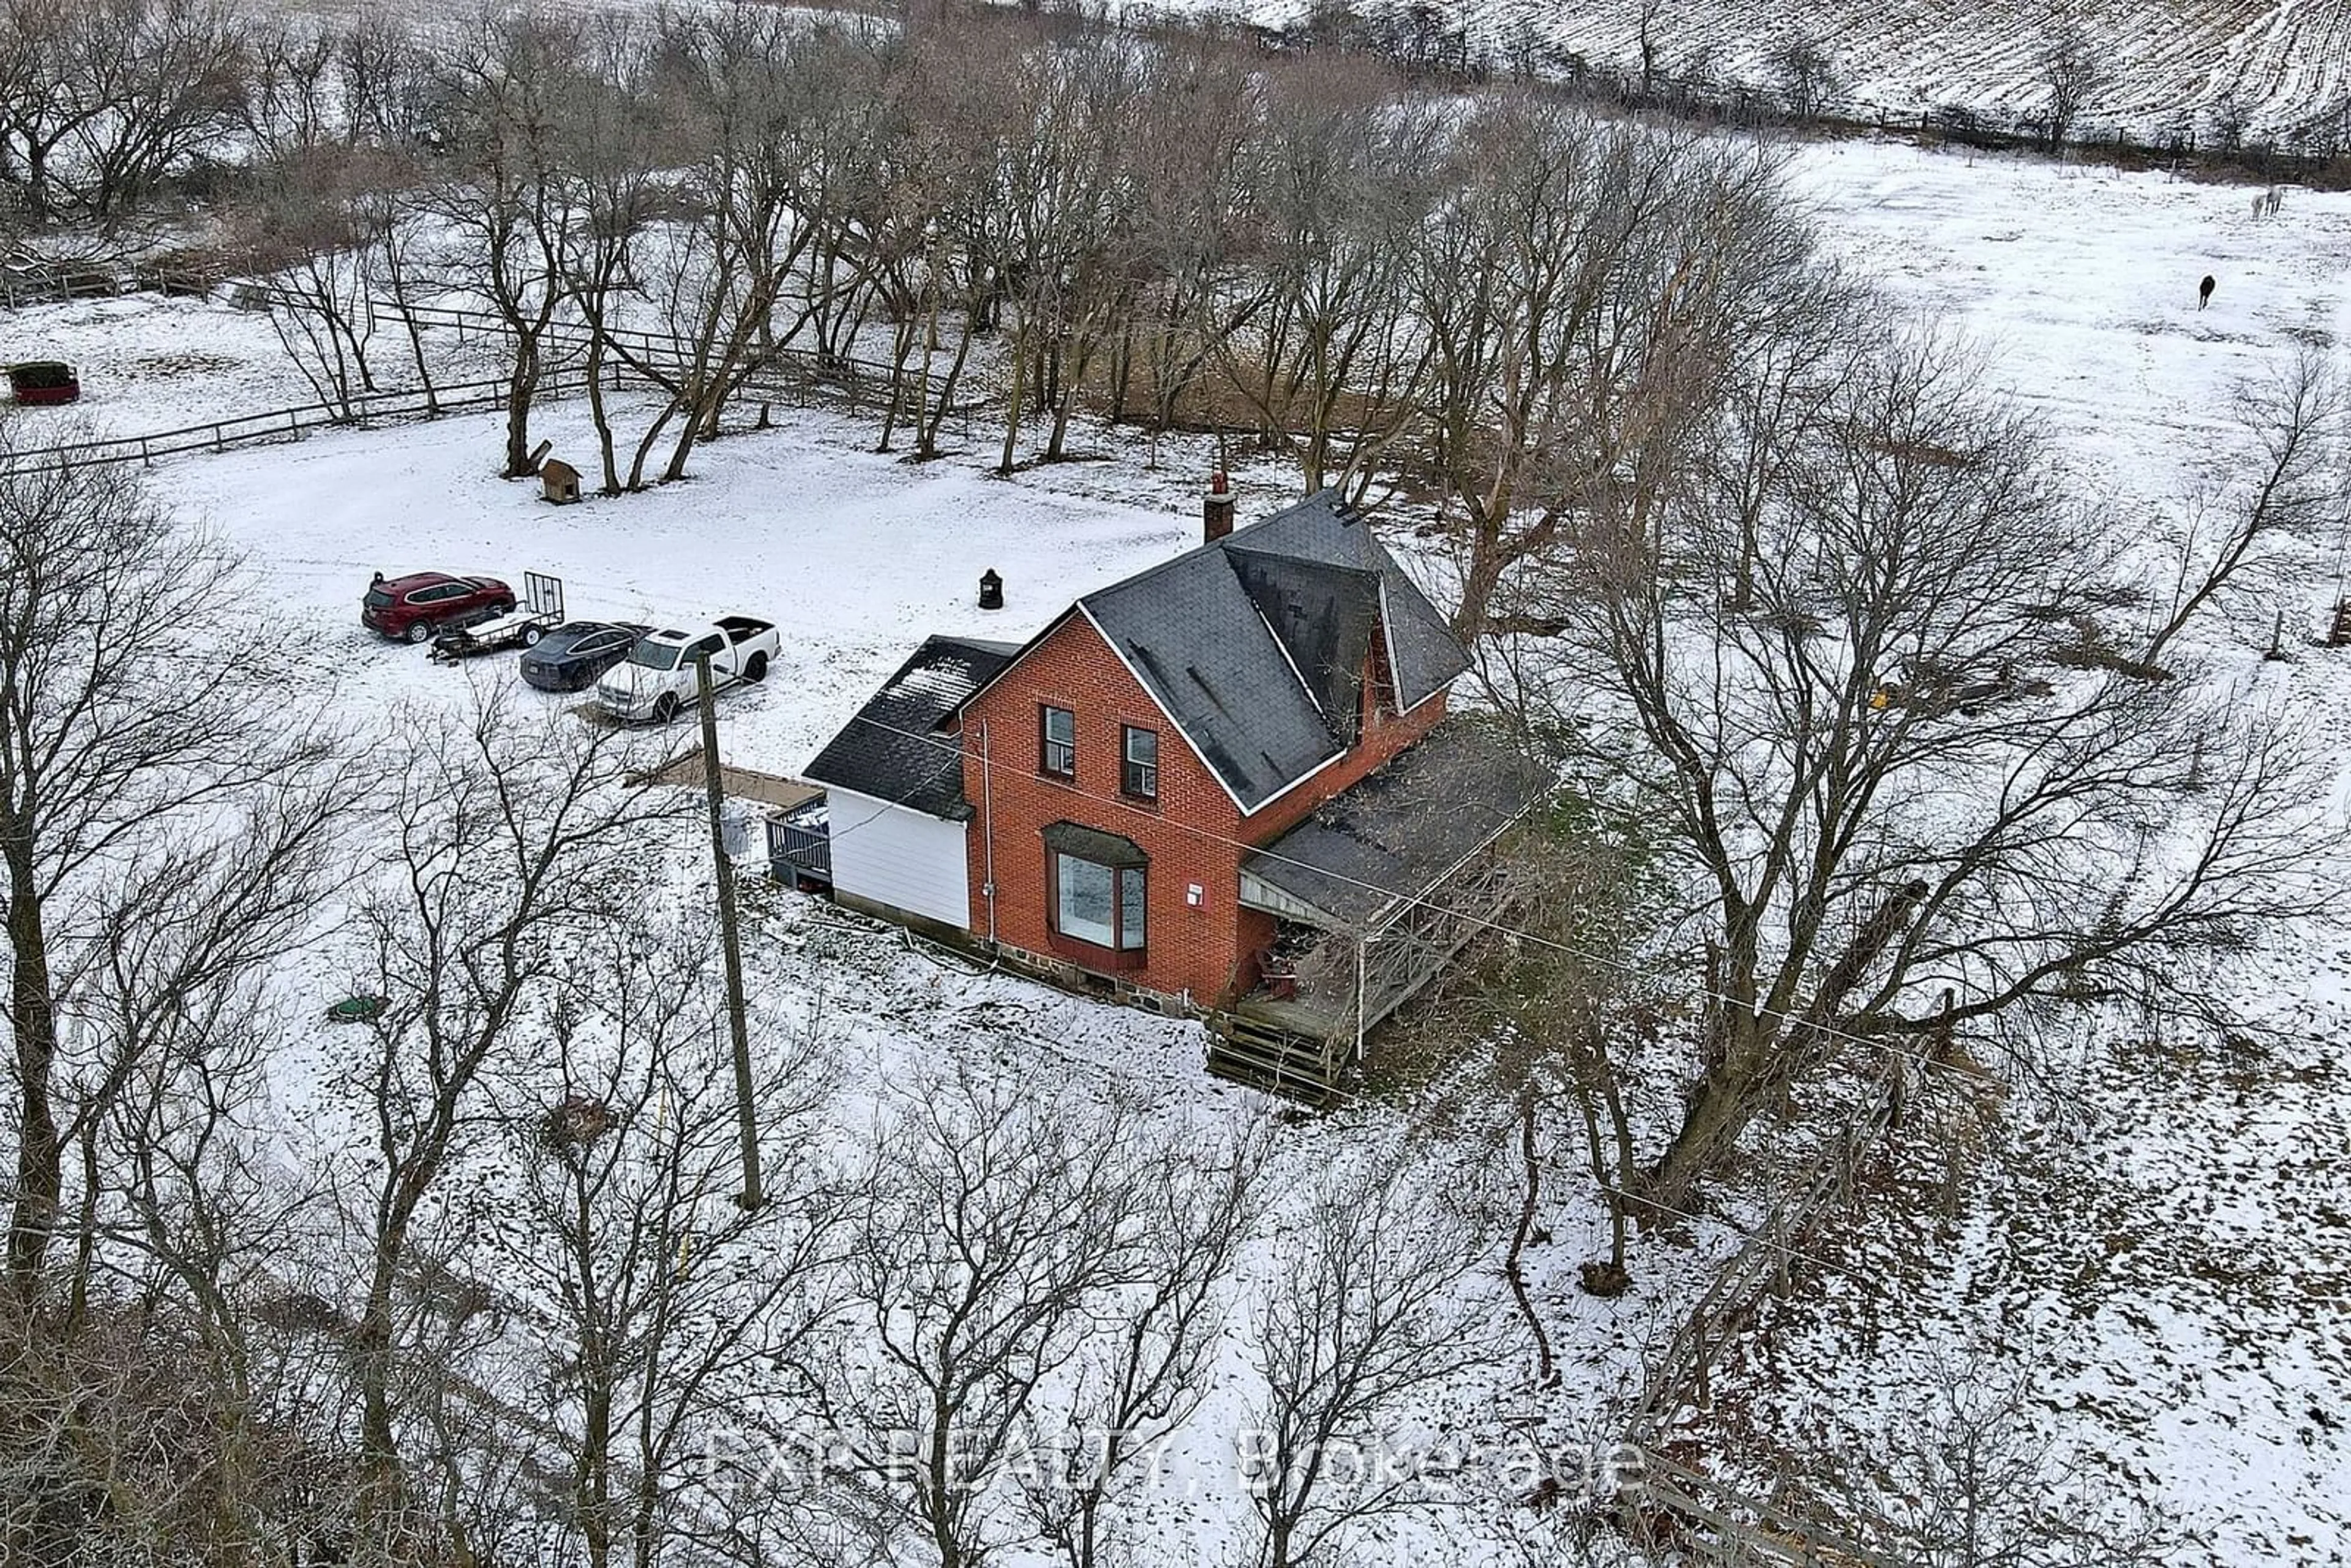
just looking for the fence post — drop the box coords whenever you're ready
[1693,1320,1711,1409]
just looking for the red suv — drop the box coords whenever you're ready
[362,571,514,643]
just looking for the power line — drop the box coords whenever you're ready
[857,903,1881,1287]
[836,708,1993,1095]
[707,709,1899,1285]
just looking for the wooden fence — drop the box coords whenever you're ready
[1613,1446,1911,1568]
[1627,1060,1906,1438]
[0,363,613,476]
[1,263,219,312]
[242,287,982,416]
[1603,1060,1915,1566]
[0,296,981,477]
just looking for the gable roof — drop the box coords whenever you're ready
[803,634,1021,819]
[1224,490,1467,713]
[987,489,1470,814]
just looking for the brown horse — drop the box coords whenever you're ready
[2199,274,2216,309]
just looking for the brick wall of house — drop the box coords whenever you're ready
[959,613,1251,1005]
[958,612,1449,1007]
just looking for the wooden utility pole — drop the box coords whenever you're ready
[696,651,763,1209]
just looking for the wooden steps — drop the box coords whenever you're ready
[1206,1011,1341,1108]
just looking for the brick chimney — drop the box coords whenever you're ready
[1203,470,1235,544]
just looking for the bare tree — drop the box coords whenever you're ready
[1766,32,1838,121]
[331,690,685,1547]
[1018,1114,1273,1568]
[1441,812,1665,1373]
[233,142,413,413]
[1413,102,1812,637]
[431,9,589,478]
[1635,0,1665,96]
[0,0,249,222]
[2145,347,2345,665]
[894,9,1035,462]
[1802,1348,2178,1566]
[1113,29,1259,444]
[1223,54,1438,492]
[1245,1139,1496,1568]
[1518,326,2334,1206]
[808,1067,1154,1568]
[2039,20,2103,148]
[550,12,669,494]
[0,435,335,1302]
[485,910,839,1568]
[0,794,348,1567]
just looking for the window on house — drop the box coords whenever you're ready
[1040,705,1076,778]
[1121,726,1158,800]
[1053,854,1146,951]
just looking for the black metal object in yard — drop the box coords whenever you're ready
[978,568,1003,610]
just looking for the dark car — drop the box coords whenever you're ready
[361,571,513,643]
[7,361,80,406]
[519,621,651,692]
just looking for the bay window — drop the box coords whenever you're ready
[1042,822,1147,960]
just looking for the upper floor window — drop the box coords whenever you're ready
[1122,726,1158,801]
[1040,705,1076,778]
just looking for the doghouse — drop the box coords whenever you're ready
[541,457,581,505]
[7,361,80,406]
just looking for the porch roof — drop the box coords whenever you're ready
[1239,718,1550,935]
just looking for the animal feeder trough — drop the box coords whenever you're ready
[7,360,80,406]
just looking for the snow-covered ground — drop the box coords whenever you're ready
[1146,0,2351,141]
[1790,138,2351,524]
[0,288,512,434]
[8,133,2350,1562]
[1743,140,2351,1567]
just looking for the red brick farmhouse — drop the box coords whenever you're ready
[793,487,1546,1101]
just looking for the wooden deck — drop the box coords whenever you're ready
[1228,993,1344,1038]
[640,749,821,811]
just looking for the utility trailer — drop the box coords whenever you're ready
[430,571,564,662]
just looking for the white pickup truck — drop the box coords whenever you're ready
[594,616,779,724]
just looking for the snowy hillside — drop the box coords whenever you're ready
[1153,0,2351,140]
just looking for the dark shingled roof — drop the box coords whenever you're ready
[803,635,1020,819]
[1240,718,1550,932]
[1227,490,1468,712]
[1076,489,1471,812]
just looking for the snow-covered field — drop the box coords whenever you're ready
[1157,0,2351,141]
[1749,140,2351,1567]
[8,133,2350,1562]
[1791,137,2351,519]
